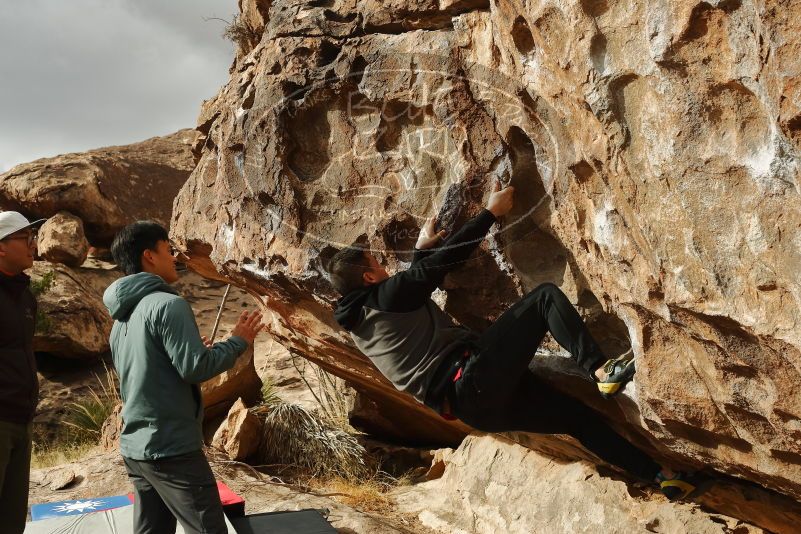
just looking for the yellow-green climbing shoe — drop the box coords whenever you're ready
[596,352,636,399]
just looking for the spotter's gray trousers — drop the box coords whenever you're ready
[123,450,227,534]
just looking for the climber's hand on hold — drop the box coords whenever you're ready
[416,216,448,250]
[487,179,514,218]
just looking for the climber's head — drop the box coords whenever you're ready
[327,244,389,295]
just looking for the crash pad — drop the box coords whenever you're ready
[30,495,133,521]
[25,504,236,533]
[229,509,335,534]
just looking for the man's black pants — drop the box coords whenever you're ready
[0,421,31,534]
[123,450,227,534]
[450,283,661,481]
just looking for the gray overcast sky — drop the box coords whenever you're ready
[0,0,237,173]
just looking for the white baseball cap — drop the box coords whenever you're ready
[0,211,47,241]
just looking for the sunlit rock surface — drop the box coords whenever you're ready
[0,129,198,245]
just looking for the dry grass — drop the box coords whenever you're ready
[31,441,96,470]
[313,477,393,513]
[223,14,261,51]
[307,471,414,514]
[64,363,120,443]
[32,364,119,469]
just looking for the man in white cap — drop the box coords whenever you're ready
[0,210,46,533]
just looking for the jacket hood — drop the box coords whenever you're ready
[333,286,372,331]
[103,272,177,320]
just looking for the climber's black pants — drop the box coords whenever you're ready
[449,283,661,481]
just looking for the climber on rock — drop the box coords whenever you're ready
[328,180,695,501]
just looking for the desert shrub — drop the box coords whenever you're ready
[255,402,368,480]
[30,270,54,296]
[223,14,261,50]
[31,270,55,333]
[30,365,119,470]
[35,312,51,334]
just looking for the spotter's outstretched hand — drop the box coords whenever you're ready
[231,310,266,346]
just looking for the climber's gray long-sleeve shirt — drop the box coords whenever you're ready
[334,209,497,403]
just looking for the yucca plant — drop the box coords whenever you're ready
[289,349,354,432]
[256,402,368,480]
[259,376,282,408]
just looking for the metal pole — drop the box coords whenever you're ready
[209,284,232,343]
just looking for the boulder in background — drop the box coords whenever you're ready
[37,211,90,267]
[0,129,198,246]
[31,261,112,359]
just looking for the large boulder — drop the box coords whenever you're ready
[395,434,771,534]
[37,211,90,267]
[170,0,801,527]
[30,261,112,359]
[0,129,198,246]
[201,345,262,420]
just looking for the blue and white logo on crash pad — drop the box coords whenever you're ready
[31,495,132,520]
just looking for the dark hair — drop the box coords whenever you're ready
[327,245,371,295]
[111,221,169,275]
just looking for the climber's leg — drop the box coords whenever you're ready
[451,370,661,481]
[470,282,635,401]
[465,282,606,413]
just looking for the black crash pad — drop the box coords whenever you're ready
[230,509,335,533]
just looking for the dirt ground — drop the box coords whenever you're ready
[28,447,437,533]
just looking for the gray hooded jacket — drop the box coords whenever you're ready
[103,273,247,460]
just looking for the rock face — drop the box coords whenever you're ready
[100,403,123,452]
[212,398,263,461]
[201,345,263,420]
[170,0,801,525]
[30,261,112,359]
[37,211,90,267]
[0,129,198,245]
[395,434,764,534]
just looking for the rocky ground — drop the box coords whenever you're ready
[29,448,435,534]
[29,435,764,534]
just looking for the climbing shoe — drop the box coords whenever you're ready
[596,350,636,399]
[656,471,697,501]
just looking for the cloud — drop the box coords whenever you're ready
[0,0,237,172]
